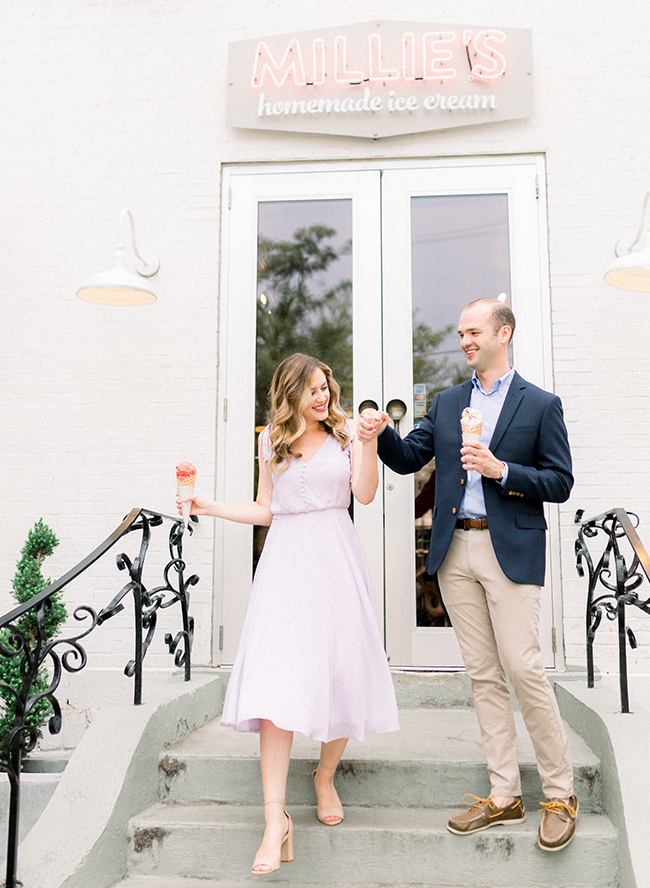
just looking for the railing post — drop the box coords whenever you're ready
[618,596,630,713]
[133,579,143,707]
[586,630,594,689]
[4,746,21,888]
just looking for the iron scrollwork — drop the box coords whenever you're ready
[575,507,650,713]
[0,508,198,888]
[97,510,198,704]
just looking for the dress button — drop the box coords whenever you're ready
[452,507,457,515]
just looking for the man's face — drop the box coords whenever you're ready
[457,304,509,374]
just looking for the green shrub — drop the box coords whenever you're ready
[0,520,67,756]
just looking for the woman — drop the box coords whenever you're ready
[178,353,399,875]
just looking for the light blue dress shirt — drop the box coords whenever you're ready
[458,367,514,518]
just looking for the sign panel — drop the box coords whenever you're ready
[227,20,533,139]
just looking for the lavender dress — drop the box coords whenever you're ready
[220,426,399,743]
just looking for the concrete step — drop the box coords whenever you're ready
[159,710,603,813]
[112,879,513,888]
[112,878,481,888]
[126,802,617,887]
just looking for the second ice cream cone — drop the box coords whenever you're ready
[460,408,483,483]
[462,432,481,481]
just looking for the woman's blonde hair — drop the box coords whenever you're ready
[267,353,350,474]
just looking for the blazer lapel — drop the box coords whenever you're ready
[489,372,525,452]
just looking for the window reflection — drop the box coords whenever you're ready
[253,199,353,571]
[411,194,511,626]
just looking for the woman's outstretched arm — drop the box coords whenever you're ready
[176,435,274,526]
[177,489,273,526]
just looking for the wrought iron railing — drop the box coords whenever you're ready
[0,508,197,888]
[575,507,650,714]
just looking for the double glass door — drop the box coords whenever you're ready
[217,158,560,669]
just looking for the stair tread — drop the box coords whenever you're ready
[114,879,485,888]
[131,801,615,836]
[114,879,504,888]
[163,709,599,767]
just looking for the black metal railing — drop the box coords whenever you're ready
[575,507,650,714]
[0,508,198,888]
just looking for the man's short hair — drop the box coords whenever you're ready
[492,303,516,343]
[465,297,516,343]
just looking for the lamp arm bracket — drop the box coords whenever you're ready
[617,191,650,257]
[118,208,161,277]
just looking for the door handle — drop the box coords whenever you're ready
[357,399,379,414]
[386,398,407,431]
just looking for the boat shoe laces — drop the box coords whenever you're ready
[463,794,499,812]
[538,797,577,819]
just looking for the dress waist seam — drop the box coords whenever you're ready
[271,506,350,516]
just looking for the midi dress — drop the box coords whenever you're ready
[220,426,400,743]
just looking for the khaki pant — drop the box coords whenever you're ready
[437,528,574,799]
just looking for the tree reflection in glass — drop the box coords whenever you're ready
[253,201,353,570]
[256,222,353,424]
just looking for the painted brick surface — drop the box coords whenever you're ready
[1,0,649,744]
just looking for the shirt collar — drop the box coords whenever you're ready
[471,367,515,396]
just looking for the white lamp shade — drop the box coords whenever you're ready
[604,247,650,292]
[77,248,158,305]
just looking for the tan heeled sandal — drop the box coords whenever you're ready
[251,800,294,875]
[313,765,344,826]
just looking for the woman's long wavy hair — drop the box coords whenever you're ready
[267,353,350,475]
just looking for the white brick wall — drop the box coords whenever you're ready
[1,0,650,735]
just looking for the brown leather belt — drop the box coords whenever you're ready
[456,517,489,530]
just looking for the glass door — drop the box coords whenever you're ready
[217,158,559,670]
[380,161,557,667]
[217,170,383,665]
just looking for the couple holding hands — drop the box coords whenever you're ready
[179,297,577,874]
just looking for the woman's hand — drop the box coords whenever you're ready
[176,492,214,517]
[357,408,389,442]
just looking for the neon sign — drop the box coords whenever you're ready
[251,30,508,88]
[228,21,533,139]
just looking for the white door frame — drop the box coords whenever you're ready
[380,158,559,667]
[216,167,384,665]
[215,156,563,671]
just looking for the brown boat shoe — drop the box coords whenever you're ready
[447,794,525,835]
[538,794,578,851]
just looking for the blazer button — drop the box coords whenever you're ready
[452,507,457,515]
[460,478,465,486]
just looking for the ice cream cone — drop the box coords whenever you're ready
[177,484,194,527]
[460,409,483,482]
[462,432,481,481]
[176,462,197,528]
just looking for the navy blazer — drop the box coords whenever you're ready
[377,372,573,586]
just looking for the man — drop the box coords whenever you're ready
[358,298,577,852]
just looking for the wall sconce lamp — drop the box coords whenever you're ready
[77,208,160,305]
[604,192,650,292]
